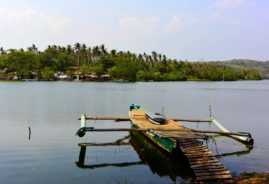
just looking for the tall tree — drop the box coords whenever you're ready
[74,43,81,66]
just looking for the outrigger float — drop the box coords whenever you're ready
[76,104,254,183]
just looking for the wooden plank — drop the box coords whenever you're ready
[195,170,230,177]
[193,167,228,172]
[177,139,201,143]
[185,155,217,159]
[179,142,202,147]
[196,174,232,181]
[188,158,219,163]
[191,162,223,167]
[189,160,220,165]
[188,156,218,161]
[181,145,207,149]
[184,149,212,154]
[188,158,221,164]
[190,165,225,170]
[185,152,216,157]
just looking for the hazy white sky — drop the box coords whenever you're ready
[0,0,268,61]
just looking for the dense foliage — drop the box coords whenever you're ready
[0,44,262,81]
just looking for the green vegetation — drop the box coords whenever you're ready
[0,44,264,81]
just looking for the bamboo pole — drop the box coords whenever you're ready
[78,116,211,123]
[210,117,254,145]
[190,129,248,136]
[79,127,247,136]
[173,118,211,123]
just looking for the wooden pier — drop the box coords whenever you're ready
[177,138,233,183]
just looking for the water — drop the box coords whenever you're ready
[0,81,269,183]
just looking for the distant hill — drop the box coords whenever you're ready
[213,59,269,79]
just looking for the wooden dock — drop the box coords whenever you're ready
[177,138,233,183]
[129,109,233,183]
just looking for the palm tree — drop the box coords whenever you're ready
[110,49,117,57]
[27,44,38,52]
[0,47,6,55]
[87,46,92,64]
[74,43,81,66]
[158,54,162,62]
[92,46,100,62]
[151,51,158,63]
[100,44,107,56]
[66,44,72,54]
[81,44,87,66]
[143,52,148,62]
[138,54,143,61]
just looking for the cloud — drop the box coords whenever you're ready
[0,7,69,38]
[119,16,160,31]
[166,15,197,31]
[208,11,224,21]
[213,0,244,8]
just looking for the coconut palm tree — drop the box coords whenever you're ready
[110,49,117,57]
[81,44,87,66]
[0,47,6,55]
[92,46,100,62]
[74,43,81,66]
[100,44,107,56]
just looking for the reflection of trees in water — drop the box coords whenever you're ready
[75,132,253,182]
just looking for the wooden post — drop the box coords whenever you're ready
[28,126,31,140]
[209,105,212,118]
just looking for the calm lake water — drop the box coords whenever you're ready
[0,81,269,183]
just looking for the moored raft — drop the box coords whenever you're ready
[128,105,200,153]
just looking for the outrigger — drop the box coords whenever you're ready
[75,104,254,183]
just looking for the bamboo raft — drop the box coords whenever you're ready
[76,104,253,183]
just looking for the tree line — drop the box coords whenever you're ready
[0,43,262,81]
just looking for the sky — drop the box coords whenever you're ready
[0,0,268,61]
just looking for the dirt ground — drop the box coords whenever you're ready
[235,172,269,184]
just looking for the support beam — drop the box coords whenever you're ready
[78,116,211,123]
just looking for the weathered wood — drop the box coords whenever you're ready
[195,170,231,177]
[191,129,246,136]
[195,170,231,176]
[190,162,222,168]
[193,167,228,172]
[81,116,130,121]
[79,116,211,123]
[184,151,214,156]
[173,118,211,123]
[191,164,225,169]
[181,145,207,150]
[196,174,232,181]
[184,149,213,154]
[188,157,219,162]
[78,142,130,146]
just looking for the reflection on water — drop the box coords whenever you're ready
[76,131,194,182]
[28,127,31,140]
[75,131,254,183]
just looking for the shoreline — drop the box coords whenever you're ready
[0,79,266,83]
